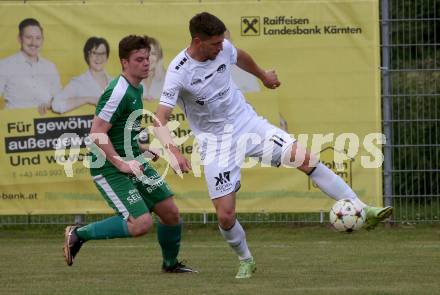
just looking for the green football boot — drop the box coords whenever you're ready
[364,206,393,230]
[235,257,256,279]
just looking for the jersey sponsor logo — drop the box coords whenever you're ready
[194,95,207,106]
[217,64,226,73]
[215,171,230,185]
[214,171,233,192]
[127,189,142,205]
[162,88,176,98]
[138,128,150,144]
[194,87,228,106]
[131,172,166,193]
[175,57,188,70]
[191,78,203,86]
[203,64,226,82]
[146,179,165,193]
[217,87,230,98]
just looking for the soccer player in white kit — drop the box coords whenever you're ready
[154,12,393,279]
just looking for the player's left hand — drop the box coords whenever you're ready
[262,70,281,89]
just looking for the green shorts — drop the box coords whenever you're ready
[92,166,173,219]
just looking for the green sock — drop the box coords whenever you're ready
[157,220,182,268]
[76,215,131,241]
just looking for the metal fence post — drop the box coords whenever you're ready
[74,214,84,225]
[381,0,393,209]
[203,211,207,225]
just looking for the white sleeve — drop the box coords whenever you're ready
[159,69,182,108]
[223,39,238,65]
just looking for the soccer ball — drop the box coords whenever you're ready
[329,199,366,232]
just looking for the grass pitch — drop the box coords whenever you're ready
[0,224,439,295]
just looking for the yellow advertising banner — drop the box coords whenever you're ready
[0,0,382,214]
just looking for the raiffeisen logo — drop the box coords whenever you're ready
[241,15,362,36]
[241,16,260,36]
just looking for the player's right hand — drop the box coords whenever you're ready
[262,70,281,89]
[167,146,191,176]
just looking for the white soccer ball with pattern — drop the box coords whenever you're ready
[329,199,366,232]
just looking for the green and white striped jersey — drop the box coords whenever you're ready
[90,75,144,175]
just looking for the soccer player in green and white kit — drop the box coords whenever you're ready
[63,35,195,273]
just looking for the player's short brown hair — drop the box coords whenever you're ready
[118,35,151,60]
[189,12,226,39]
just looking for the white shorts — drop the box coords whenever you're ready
[196,117,296,199]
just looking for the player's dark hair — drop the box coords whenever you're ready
[18,18,43,36]
[118,35,151,60]
[83,37,110,65]
[189,12,226,39]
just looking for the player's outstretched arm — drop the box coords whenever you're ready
[236,48,281,89]
[153,105,191,174]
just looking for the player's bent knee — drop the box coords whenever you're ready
[283,142,309,168]
[292,149,318,174]
[167,204,180,221]
[159,209,180,225]
[217,211,236,229]
[300,153,319,174]
[154,200,180,225]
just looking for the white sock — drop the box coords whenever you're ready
[219,220,252,261]
[309,163,367,208]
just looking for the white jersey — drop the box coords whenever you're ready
[159,39,257,135]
